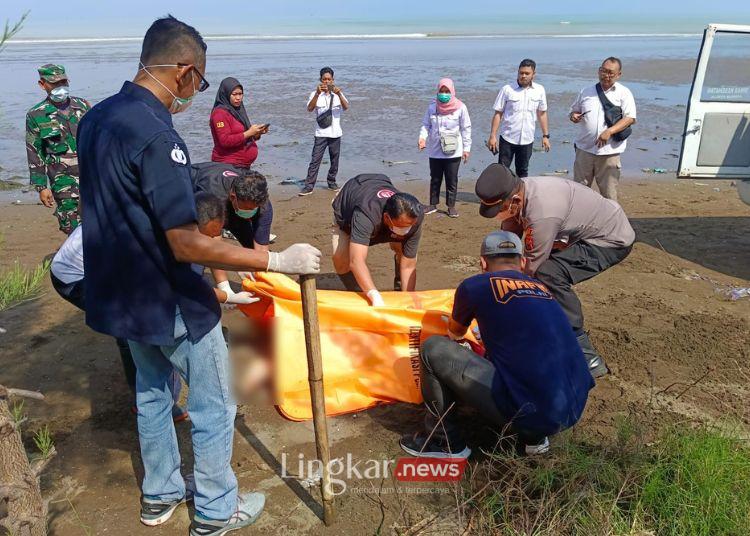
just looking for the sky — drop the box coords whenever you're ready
[5,0,750,38]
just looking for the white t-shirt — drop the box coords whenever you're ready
[51,225,84,284]
[418,102,472,159]
[569,82,637,155]
[307,91,345,138]
[493,82,547,146]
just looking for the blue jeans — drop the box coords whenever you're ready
[128,310,237,520]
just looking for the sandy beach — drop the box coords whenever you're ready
[1,174,748,534]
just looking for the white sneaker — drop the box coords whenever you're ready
[525,437,550,455]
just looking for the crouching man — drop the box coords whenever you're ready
[400,231,594,459]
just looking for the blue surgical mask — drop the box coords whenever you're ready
[49,86,70,103]
[235,207,258,219]
[437,92,451,104]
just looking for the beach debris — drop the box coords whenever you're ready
[280,177,303,185]
[561,140,571,144]
[693,182,709,186]
[271,141,299,148]
[727,288,750,301]
[13,199,22,205]
[0,327,6,334]
[383,159,415,166]
[712,187,721,192]
[541,170,569,176]
[642,168,668,174]
[402,171,411,175]
[637,147,649,151]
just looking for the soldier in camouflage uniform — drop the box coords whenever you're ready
[25,64,91,235]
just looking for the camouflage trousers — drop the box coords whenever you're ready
[53,194,81,235]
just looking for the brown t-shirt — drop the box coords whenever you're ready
[503,177,635,275]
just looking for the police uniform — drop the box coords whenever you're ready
[25,64,91,234]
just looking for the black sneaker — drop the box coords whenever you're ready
[447,207,459,218]
[298,187,314,196]
[423,205,438,215]
[399,432,471,459]
[140,474,195,526]
[327,182,341,191]
[189,492,265,535]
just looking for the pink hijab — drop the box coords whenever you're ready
[435,77,464,115]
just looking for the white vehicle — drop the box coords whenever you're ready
[678,24,750,205]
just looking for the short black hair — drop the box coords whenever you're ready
[384,192,422,220]
[519,58,536,71]
[140,15,207,65]
[320,67,334,79]
[232,170,269,205]
[602,56,622,71]
[195,192,226,227]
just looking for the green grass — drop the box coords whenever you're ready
[0,259,50,310]
[33,425,54,458]
[468,419,750,535]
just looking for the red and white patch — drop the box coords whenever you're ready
[377,189,395,199]
[222,170,239,178]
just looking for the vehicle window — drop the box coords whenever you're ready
[700,31,750,103]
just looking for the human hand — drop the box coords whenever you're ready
[542,137,551,152]
[246,124,265,138]
[569,111,583,123]
[225,291,260,305]
[267,243,322,274]
[237,271,256,281]
[418,138,426,151]
[317,83,327,94]
[39,188,54,208]
[486,137,498,154]
[462,151,470,163]
[332,85,342,95]
[366,289,385,307]
[596,129,612,147]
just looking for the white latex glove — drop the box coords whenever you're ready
[217,281,234,301]
[366,289,385,307]
[237,271,256,281]
[225,291,260,305]
[267,243,321,275]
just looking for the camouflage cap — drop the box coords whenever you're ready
[38,64,68,83]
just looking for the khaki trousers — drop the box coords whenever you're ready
[573,147,622,201]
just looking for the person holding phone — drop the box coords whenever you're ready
[300,66,349,196]
[210,77,269,171]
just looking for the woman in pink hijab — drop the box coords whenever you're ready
[418,77,472,217]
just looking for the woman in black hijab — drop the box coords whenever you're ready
[210,77,269,169]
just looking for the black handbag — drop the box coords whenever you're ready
[595,83,632,142]
[316,92,334,129]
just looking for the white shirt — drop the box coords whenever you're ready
[307,91,345,138]
[51,225,84,284]
[569,82,636,155]
[418,102,472,159]
[493,82,548,146]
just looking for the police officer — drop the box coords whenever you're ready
[332,173,424,306]
[475,164,635,378]
[25,64,91,235]
[77,16,320,534]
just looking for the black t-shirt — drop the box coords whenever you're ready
[332,174,423,258]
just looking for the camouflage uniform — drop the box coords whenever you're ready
[25,64,91,235]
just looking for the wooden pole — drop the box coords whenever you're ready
[299,274,335,525]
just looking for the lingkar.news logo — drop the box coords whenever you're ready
[282,453,467,495]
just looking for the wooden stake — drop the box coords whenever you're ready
[299,274,335,525]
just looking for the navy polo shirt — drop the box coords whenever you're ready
[77,81,220,346]
[452,270,594,435]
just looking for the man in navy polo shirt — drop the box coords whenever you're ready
[400,231,594,459]
[77,16,321,535]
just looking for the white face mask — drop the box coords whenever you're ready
[139,63,197,114]
[49,86,70,103]
[390,225,412,236]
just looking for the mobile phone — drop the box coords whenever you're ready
[262,123,270,129]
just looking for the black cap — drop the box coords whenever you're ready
[475,164,521,218]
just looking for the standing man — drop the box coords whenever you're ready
[25,64,91,235]
[569,57,636,201]
[77,16,321,535]
[300,66,349,196]
[475,164,635,379]
[487,59,549,178]
[332,174,424,306]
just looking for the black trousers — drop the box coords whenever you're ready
[534,241,633,333]
[305,136,341,188]
[428,157,461,207]
[50,273,136,392]
[498,136,533,178]
[420,336,546,445]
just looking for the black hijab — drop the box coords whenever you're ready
[213,77,250,129]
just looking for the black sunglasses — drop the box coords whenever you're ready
[177,63,210,92]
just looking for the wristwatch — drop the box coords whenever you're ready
[34,185,47,193]
[543,134,550,139]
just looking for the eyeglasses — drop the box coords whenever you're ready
[177,63,210,92]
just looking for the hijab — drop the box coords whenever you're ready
[435,77,464,116]
[213,77,251,129]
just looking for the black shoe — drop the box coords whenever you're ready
[399,432,471,459]
[576,331,609,378]
[298,187,314,196]
[140,474,195,526]
[423,204,438,215]
[447,207,459,218]
[327,182,340,191]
